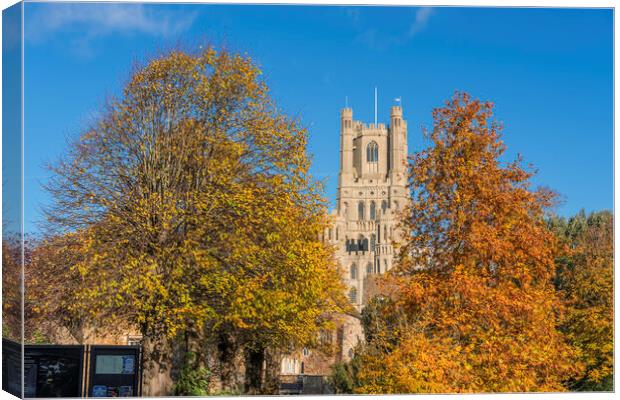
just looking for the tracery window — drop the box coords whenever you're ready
[370,201,376,220]
[358,201,365,220]
[367,141,378,163]
[350,264,357,280]
[349,287,357,303]
[354,235,367,252]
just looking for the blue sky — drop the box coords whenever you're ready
[22,3,613,234]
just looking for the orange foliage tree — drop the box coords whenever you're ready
[354,92,582,393]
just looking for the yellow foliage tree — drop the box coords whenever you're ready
[25,233,91,343]
[40,47,346,394]
[2,235,22,341]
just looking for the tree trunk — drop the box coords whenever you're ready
[141,335,179,396]
[217,333,243,393]
[263,349,282,395]
[244,346,265,395]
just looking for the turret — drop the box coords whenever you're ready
[340,108,354,178]
[389,106,407,181]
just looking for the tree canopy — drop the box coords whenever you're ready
[550,210,614,391]
[34,47,347,394]
[352,92,582,393]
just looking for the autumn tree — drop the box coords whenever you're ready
[24,232,97,344]
[328,295,407,394]
[2,234,22,341]
[354,92,581,393]
[41,47,346,395]
[549,210,613,391]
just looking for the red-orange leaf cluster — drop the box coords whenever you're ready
[354,92,583,393]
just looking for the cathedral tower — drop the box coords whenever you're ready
[327,104,410,360]
[281,104,411,375]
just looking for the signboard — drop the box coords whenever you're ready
[2,341,142,398]
[23,344,84,398]
[88,346,141,397]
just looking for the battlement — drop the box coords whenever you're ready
[353,121,388,133]
[390,105,403,116]
[342,106,406,134]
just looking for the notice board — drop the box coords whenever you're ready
[23,344,84,398]
[88,345,141,397]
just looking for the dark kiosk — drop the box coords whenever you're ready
[87,345,142,397]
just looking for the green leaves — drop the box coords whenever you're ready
[551,211,613,391]
[173,352,213,396]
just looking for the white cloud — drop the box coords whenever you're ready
[27,3,196,43]
[408,7,434,38]
[348,6,435,50]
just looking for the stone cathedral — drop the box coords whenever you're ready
[280,105,410,377]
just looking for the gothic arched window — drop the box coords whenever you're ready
[357,235,367,252]
[370,201,376,220]
[349,287,357,303]
[358,201,365,220]
[381,200,388,214]
[370,234,376,251]
[367,141,378,163]
[367,262,373,275]
[350,264,357,280]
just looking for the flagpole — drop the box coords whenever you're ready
[374,86,377,126]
